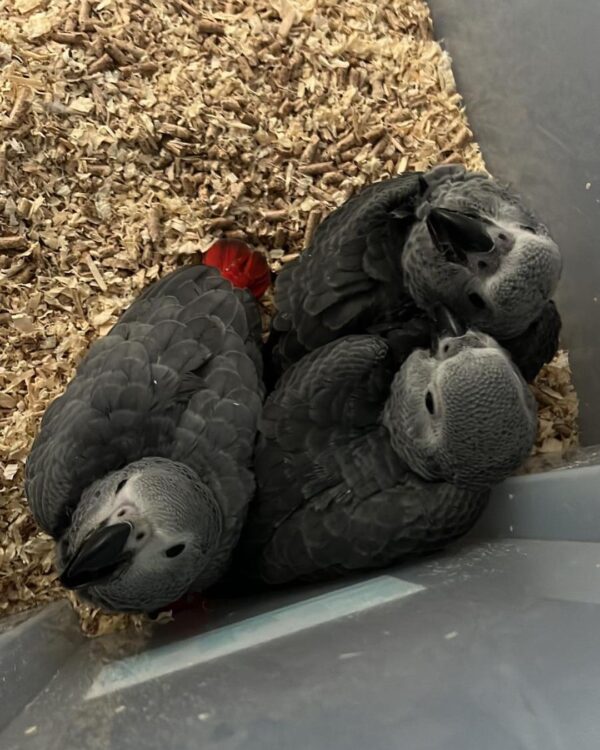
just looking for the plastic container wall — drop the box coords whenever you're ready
[428,0,600,445]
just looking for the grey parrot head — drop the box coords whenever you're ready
[57,458,223,613]
[401,165,562,339]
[383,306,537,489]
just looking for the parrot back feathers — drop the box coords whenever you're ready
[26,264,264,540]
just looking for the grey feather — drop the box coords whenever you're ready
[26,264,264,603]
[268,166,562,384]
[235,327,535,586]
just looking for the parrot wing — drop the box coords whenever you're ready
[271,173,426,370]
[26,265,262,539]
[237,334,488,584]
[249,449,488,585]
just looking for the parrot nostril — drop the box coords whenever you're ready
[165,543,186,558]
[478,260,487,270]
[425,391,435,414]
[498,232,509,242]
[468,292,487,310]
[136,532,145,541]
[117,509,126,518]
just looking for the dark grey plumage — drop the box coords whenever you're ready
[498,300,561,382]
[269,165,562,384]
[236,327,537,586]
[25,264,264,612]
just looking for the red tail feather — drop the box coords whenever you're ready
[168,592,209,615]
[202,239,271,299]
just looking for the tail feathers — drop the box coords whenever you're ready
[203,239,271,299]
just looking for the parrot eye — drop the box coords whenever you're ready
[468,292,487,310]
[165,543,186,558]
[425,391,435,415]
[519,224,536,233]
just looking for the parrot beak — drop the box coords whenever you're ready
[426,207,494,263]
[59,522,133,590]
[430,304,467,353]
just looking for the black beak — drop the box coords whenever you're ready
[430,305,467,353]
[59,522,132,590]
[426,207,494,263]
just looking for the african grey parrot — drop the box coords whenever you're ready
[235,307,537,585]
[25,261,265,613]
[268,165,562,386]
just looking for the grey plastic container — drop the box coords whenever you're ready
[3,1,600,748]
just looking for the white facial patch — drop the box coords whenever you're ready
[483,225,561,301]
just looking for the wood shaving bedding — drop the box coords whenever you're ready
[0,0,578,635]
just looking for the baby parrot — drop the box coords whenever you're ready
[236,307,537,585]
[269,165,562,385]
[26,246,269,613]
